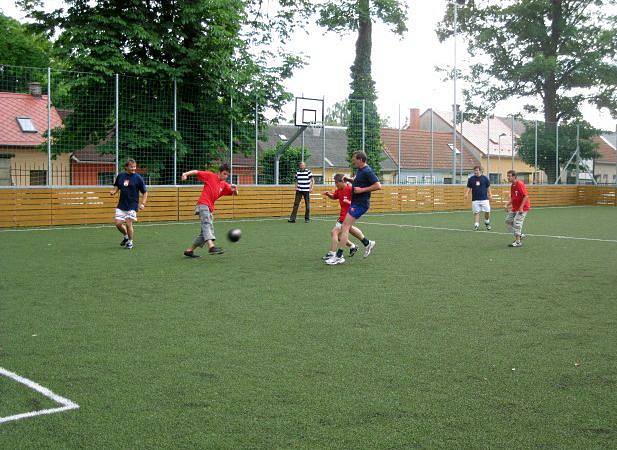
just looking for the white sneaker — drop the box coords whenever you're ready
[325,256,345,265]
[486,224,492,230]
[508,241,522,247]
[363,240,376,258]
[322,252,335,261]
[473,224,479,231]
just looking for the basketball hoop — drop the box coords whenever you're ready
[308,121,322,137]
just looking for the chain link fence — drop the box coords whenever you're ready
[1,64,616,187]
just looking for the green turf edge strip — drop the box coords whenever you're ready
[0,367,79,425]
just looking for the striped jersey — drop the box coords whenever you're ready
[295,169,313,191]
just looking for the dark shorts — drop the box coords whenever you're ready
[348,204,369,219]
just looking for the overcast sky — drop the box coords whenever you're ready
[3,1,616,131]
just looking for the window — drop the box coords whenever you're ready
[30,170,47,185]
[17,117,37,133]
[443,177,453,184]
[489,173,500,184]
[406,176,417,185]
[98,171,115,185]
[231,174,240,185]
[423,176,434,184]
[312,175,324,185]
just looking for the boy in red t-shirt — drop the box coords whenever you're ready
[505,170,531,247]
[321,173,371,262]
[181,163,237,258]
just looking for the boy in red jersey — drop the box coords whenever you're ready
[321,173,371,263]
[505,170,530,247]
[181,163,238,258]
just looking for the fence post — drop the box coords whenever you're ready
[322,121,326,185]
[486,115,490,178]
[362,99,366,152]
[230,96,233,182]
[115,74,119,176]
[397,104,401,184]
[47,67,52,186]
[173,79,177,186]
[430,109,434,183]
[555,120,559,184]
[534,119,538,183]
[460,112,464,181]
[511,115,515,171]
[255,98,258,185]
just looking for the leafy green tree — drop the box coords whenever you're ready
[259,147,309,184]
[437,0,617,182]
[317,0,407,175]
[17,0,310,183]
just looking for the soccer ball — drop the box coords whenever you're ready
[227,228,242,242]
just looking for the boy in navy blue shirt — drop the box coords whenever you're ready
[464,165,492,230]
[325,151,381,265]
[110,159,148,249]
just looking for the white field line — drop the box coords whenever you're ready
[341,220,617,244]
[0,367,79,425]
[0,205,595,234]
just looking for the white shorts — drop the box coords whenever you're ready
[115,208,137,222]
[472,200,491,214]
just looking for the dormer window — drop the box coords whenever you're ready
[17,117,37,133]
[448,144,461,155]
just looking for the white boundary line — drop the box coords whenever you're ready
[0,367,79,424]
[342,220,617,244]
[0,205,598,234]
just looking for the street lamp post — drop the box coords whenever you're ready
[498,132,506,184]
[452,0,465,184]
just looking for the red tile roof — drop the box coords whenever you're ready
[0,92,63,147]
[593,136,616,164]
[381,128,479,170]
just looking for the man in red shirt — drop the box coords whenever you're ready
[505,170,531,247]
[321,173,372,262]
[181,163,237,258]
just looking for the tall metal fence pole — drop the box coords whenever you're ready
[430,109,434,183]
[47,67,52,186]
[615,123,617,186]
[511,115,515,171]
[397,104,401,184]
[115,74,119,176]
[452,104,457,184]
[230,96,233,182]
[362,99,366,152]
[576,124,581,185]
[322,122,326,185]
[534,119,538,183]
[255,98,258,185]
[173,79,177,186]
[555,120,560,184]
[486,115,490,178]
[460,112,464,181]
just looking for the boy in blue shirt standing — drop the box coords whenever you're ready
[325,151,381,265]
[464,165,492,230]
[110,159,148,249]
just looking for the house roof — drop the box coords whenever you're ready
[423,110,517,157]
[0,92,63,147]
[71,143,116,163]
[593,135,617,164]
[257,124,397,171]
[381,128,479,171]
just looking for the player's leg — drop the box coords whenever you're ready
[303,191,310,222]
[472,201,480,230]
[484,209,491,230]
[505,211,515,234]
[124,218,134,249]
[326,214,356,265]
[323,224,340,260]
[288,191,302,222]
[114,209,129,246]
[349,225,372,255]
[511,212,527,246]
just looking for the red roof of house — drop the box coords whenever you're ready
[0,92,63,147]
[381,128,479,170]
[593,136,616,164]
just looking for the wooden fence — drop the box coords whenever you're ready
[0,185,615,228]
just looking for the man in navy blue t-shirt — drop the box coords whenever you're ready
[110,159,148,249]
[325,151,381,265]
[464,165,492,231]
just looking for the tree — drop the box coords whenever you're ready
[317,0,407,175]
[437,0,617,182]
[259,147,309,184]
[17,0,311,183]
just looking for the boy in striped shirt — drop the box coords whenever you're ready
[288,161,313,223]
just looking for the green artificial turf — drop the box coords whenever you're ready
[1,206,616,448]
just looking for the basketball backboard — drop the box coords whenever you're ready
[294,97,324,127]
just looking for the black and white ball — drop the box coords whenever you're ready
[227,228,242,243]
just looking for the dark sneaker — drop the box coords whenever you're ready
[209,246,224,255]
[486,224,492,231]
[349,246,358,257]
[305,219,310,223]
[120,237,129,247]
[184,250,201,258]
[288,219,296,223]
[322,252,335,261]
